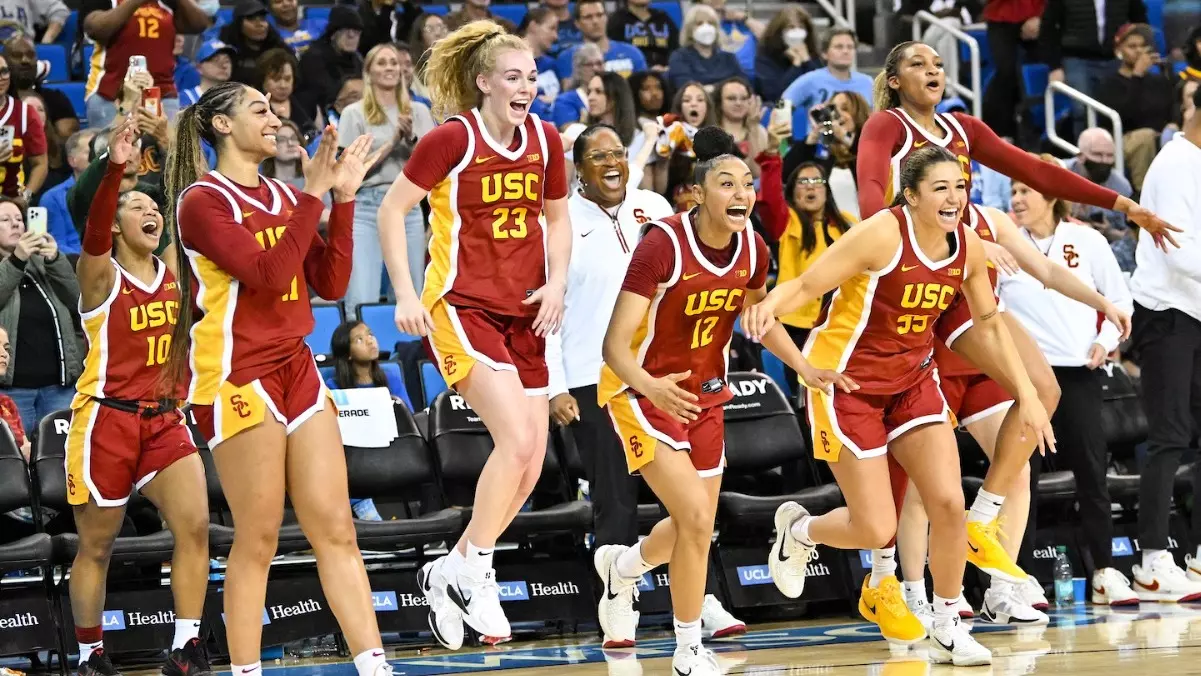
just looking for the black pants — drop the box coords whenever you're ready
[1130,304,1201,550]
[981,21,1036,140]
[1027,366,1113,569]
[781,324,811,400]
[568,384,640,547]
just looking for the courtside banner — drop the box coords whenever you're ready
[60,587,178,652]
[718,543,848,610]
[204,576,339,648]
[1107,518,1193,582]
[491,557,594,625]
[0,587,58,655]
[367,570,432,633]
[634,563,724,616]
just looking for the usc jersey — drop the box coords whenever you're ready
[598,210,770,410]
[403,109,568,317]
[804,205,969,395]
[881,109,973,206]
[84,0,178,100]
[74,259,183,403]
[934,204,1001,377]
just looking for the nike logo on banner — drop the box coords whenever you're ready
[475,155,496,164]
[901,264,919,272]
[682,272,701,280]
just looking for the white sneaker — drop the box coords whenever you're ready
[1132,551,1201,602]
[449,566,511,643]
[700,594,746,639]
[671,644,720,676]
[594,545,640,648]
[952,589,974,619]
[905,595,933,633]
[1091,567,1139,606]
[1185,554,1201,583]
[418,557,464,650]
[768,501,814,599]
[1017,575,1050,611]
[928,616,991,666]
[980,582,1049,625]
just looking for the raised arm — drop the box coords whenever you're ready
[302,134,375,300]
[77,118,138,313]
[855,112,906,216]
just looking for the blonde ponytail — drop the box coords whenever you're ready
[420,19,530,121]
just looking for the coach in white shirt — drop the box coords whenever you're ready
[1000,175,1139,604]
[1126,86,1201,601]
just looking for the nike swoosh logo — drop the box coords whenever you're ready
[933,636,954,652]
[1094,586,1106,595]
[242,211,254,218]
[476,549,493,557]
[475,155,496,164]
[968,542,980,554]
[1141,579,1160,591]
[866,603,877,614]
[682,272,701,280]
[901,264,919,272]
[242,669,257,674]
[776,542,790,563]
[581,229,595,237]
[371,651,384,657]
[606,567,621,601]
[121,287,133,294]
[447,582,471,613]
[944,600,958,606]
[914,141,927,148]
[675,669,691,676]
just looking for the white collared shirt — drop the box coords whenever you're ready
[1131,134,1201,322]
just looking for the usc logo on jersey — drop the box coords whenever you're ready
[481,172,540,203]
[683,288,745,316]
[129,300,179,332]
[900,283,956,311]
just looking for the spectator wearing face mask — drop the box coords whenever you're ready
[1066,128,1137,271]
[607,0,679,71]
[268,0,326,53]
[179,39,235,107]
[3,35,75,141]
[754,6,821,102]
[297,5,365,118]
[39,129,94,256]
[667,4,744,89]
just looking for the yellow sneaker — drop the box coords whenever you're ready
[858,575,927,646]
[967,518,1026,583]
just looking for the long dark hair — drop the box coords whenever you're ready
[590,72,637,146]
[786,162,851,255]
[163,81,249,391]
[330,321,387,390]
[628,71,672,119]
[891,145,959,208]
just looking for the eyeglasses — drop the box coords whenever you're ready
[796,177,827,186]
[584,148,626,163]
[0,68,11,78]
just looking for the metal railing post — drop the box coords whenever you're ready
[911,10,981,118]
[1044,81,1125,176]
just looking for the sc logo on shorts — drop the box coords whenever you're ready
[230,394,252,419]
[819,430,830,454]
[443,355,458,376]
[629,436,644,458]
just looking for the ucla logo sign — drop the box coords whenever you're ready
[637,574,655,592]
[858,550,873,569]
[736,565,774,586]
[372,592,398,612]
[102,610,125,631]
[1112,537,1133,557]
[497,581,529,602]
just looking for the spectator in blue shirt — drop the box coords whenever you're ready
[781,28,874,138]
[552,42,604,128]
[667,4,744,90]
[543,0,582,56]
[326,320,412,409]
[268,0,326,53]
[521,6,561,120]
[40,129,94,257]
[554,0,647,90]
[180,39,236,107]
[174,34,200,94]
[700,0,763,78]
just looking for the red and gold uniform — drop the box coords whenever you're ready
[933,204,1014,425]
[0,96,46,198]
[403,109,568,394]
[176,171,353,447]
[83,0,179,101]
[66,161,192,507]
[805,205,966,461]
[598,211,770,476]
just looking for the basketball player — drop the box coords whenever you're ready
[68,117,210,676]
[376,21,570,648]
[595,127,853,676]
[851,40,1175,634]
[164,83,391,676]
[745,147,1055,666]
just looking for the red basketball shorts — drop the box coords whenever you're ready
[939,372,1014,427]
[605,391,725,477]
[425,299,548,395]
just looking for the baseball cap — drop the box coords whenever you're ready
[195,39,237,64]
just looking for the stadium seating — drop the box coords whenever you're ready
[36,45,68,83]
[356,302,421,356]
[651,1,684,28]
[307,301,345,359]
[1022,63,1071,136]
[304,5,330,22]
[43,82,85,120]
[420,360,447,407]
[552,424,666,529]
[491,3,528,26]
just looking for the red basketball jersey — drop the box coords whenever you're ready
[882,109,973,207]
[75,259,183,403]
[804,205,969,395]
[85,0,177,100]
[0,96,46,198]
[598,211,767,409]
[178,172,317,405]
[416,110,558,317]
[934,204,1000,377]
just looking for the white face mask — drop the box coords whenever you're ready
[693,23,718,47]
[784,27,808,48]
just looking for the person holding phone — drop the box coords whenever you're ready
[785,90,870,220]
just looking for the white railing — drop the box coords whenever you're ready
[911,10,981,118]
[1044,81,1125,177]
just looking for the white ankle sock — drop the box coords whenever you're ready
[615,541,656,580]
[932,594,958,625]
[869,547,897,587]
[78,640,102,663]
[1143,548,1166,569]
[968,489,1004,524]
[673,616,702,650]
[352,649,389,676]
[231,662,261,676]
[464,540,494,575]
[444,546,466,581]
[902,579,927,603]
[788,514,814,546]
[171,618,201,650]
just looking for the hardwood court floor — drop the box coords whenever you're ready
[209,603,1201,676]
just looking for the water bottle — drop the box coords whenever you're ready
[1053,545,1074,606]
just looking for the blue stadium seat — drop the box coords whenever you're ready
[304,6,331,22]
[760,350,791,399]
[1022,63,1070,135]
[37,45,68,83]
[420,361,447,408]
[44,82,85,120]
[651,1,683,29]
[307,303,345,358]
[357,302,420,355]
[57,11,77,48]
[424,4,449,15]
[1146,0,1166,52]
[491,3,527,26]
[217,7,234,26]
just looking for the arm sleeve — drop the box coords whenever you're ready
[961,114,1118,209]
[621,227,676,298]
[402,121,470,191]
[70,154,107,237]
[81,160,124,256]
[754,151,790,242]
[749,232,771,289]
[21,105,46,156]
[1087,229,1134,352]
[178,187,322,294]
[856,112,905,216]
[542,121,569,200]
[303,199,354,300]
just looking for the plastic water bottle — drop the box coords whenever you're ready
[1053,545,1074,606]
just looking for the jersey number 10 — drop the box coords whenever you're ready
[254,226,301,302]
